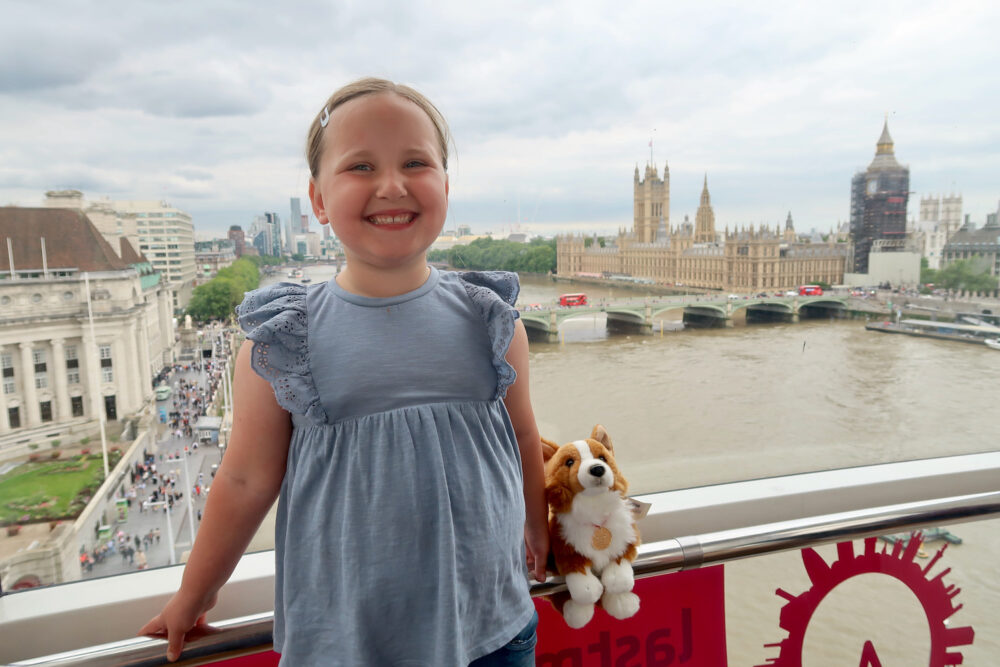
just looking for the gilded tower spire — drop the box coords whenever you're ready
[876,117,894,156]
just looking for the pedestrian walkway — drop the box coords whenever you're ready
[79,354,228,578]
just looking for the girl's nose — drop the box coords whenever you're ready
[376,170,407,199]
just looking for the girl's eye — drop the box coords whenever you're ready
[564,458,574,468]
[405,159,426,168]
[349,164,372,172]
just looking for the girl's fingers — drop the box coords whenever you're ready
[138,616,167,637]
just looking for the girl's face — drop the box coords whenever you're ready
[308,93,449,273]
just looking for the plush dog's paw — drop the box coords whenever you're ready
[565,571,603,604]
[602,591,640,620]
[600,560,635,595]
[563,599,595,629]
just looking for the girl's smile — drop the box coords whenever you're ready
[365,208,417,227]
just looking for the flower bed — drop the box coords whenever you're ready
[0,451,122,526]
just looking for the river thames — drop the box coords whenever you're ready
[265,265,999,664]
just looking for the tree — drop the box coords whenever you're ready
[185,258,261,322]
[935,258,998,293]
[919,257,938,287]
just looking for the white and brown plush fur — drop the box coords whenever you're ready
[542,425,640,629]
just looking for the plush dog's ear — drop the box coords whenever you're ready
[541,437,560,463]
[590,424,613,454]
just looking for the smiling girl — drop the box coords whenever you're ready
[140,77,549,667]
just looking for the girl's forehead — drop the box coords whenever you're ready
[327,93,434,137]
[321,92,442,161]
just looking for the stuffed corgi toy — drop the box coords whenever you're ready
[541,424,640,629]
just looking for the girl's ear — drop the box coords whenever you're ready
[540,437,559,463]
[591,424,613,455]
[308,179,328,224]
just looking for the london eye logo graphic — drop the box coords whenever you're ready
[757,534,974,666]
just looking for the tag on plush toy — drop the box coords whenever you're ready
[627,497,651,520]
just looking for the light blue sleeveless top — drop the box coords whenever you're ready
[236,267,534,666]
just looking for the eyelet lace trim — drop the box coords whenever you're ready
[236,283,327,424]
[457,271,521,399]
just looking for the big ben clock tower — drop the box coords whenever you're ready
[849,120,910,274]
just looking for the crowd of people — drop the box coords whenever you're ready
[77,329,233,575]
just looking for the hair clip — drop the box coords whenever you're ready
[319,107,330,128]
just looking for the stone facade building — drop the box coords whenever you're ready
[557,164,847,292]
[0,208,174,446]
[942,216,1000,279]
[43,190,196,314]
[913,194,963,270]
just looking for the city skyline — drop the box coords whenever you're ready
[2,1,998,239]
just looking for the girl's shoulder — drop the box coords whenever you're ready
[446,270,520,308]
[235,282,308,331]
[234,282,326,423]
[443,270,521,398]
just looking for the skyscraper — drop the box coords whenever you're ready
[849,121,910,273]
[228,225,245,258]
[288,198,301,254]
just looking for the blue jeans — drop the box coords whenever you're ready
[469,610,538,667]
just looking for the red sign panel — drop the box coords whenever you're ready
[201,567,726,666]
[534,566,727,666]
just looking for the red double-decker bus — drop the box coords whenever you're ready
[558,292,588,307]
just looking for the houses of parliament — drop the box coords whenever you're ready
[556,162,848,292]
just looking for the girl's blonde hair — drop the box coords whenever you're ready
[306,77,451,179]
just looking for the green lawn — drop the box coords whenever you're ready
[0,456,110,525]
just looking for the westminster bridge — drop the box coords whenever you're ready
[517,295,851,342]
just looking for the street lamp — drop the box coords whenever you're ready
[145,500,176,566]
[173,453,197,548]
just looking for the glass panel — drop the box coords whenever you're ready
[725,520,998,664]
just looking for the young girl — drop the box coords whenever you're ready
[140,77,550,666]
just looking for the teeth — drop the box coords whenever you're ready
[368,214,413,225]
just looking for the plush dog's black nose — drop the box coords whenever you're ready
[589,464,605,477]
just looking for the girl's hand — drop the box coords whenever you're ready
[138,590,218,662]
[525,523,550,583]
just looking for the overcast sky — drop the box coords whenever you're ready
[2,0,998,239]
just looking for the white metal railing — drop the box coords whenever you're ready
[2,450,999,665]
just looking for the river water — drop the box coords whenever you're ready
[265,265,999,664]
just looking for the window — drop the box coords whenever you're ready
[39,401,52,422]
[2,352,14,394]
[33,349,46,374]
[71,395,84,417]
[8,406,19,428]
[99,345,113,382]
[66,346,79,384]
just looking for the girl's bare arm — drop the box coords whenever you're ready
[139,339,292,661]
[503,319,549,582]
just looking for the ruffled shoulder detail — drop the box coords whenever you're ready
[235,283,327,424]
[456,271,521,399]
